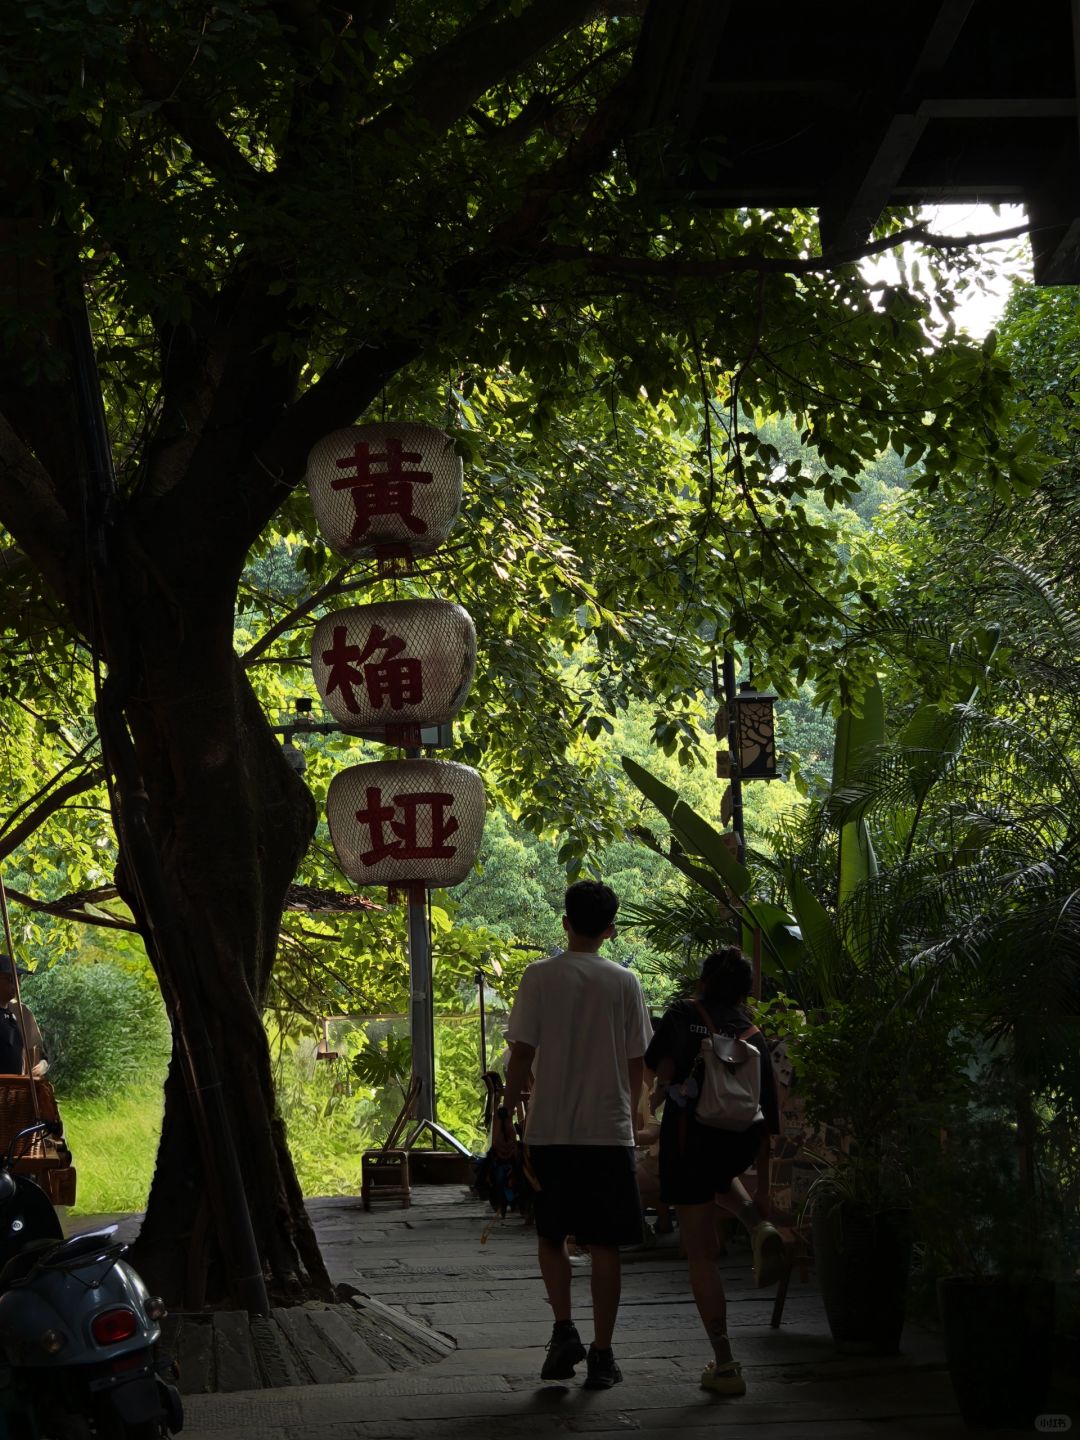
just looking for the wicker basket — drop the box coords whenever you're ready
[0,1075,76,1204]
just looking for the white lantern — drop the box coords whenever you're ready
[311,600,475,742]
[327,759,485,888]
[305,422,462,563]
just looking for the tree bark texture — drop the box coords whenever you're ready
[102,544,328,1305]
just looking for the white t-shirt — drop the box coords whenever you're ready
[506,949,653,1147]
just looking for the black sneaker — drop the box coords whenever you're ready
[540,1323,586,1380]
[583,1346,623,1390]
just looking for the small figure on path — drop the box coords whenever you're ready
[504,881,652,1390]
[0,954,48,1078]
[645,947,783,1397]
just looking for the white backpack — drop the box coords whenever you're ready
[691,1000,764,1132]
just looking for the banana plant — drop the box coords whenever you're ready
[621,755,808,997]
[789,625,1003,969]
[832,676,884,912]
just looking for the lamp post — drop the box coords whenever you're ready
[717,657,777,999]
[718,660,778,861]
[722,652,746,863]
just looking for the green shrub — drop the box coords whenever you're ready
[22,961,171,1098]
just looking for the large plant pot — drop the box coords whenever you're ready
[939,1276,1054,1429]
[812,1201,912,1354]
[1055,1279,1080,1376]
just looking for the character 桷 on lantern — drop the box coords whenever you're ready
[311,599,476,739]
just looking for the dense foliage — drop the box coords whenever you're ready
[0,0,1047,1299]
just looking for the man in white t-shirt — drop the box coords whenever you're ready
[504,881,652,1390]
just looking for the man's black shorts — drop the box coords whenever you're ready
[526,1144,643,1247]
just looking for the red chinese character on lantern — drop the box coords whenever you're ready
[330,437,434,545]
[321,624,424,715]
[354,787,459,865]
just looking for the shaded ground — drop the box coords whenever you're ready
[132,1188,1012,1440]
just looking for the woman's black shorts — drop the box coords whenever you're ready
[526,1144,644,1247]
[658,1112,766,1205]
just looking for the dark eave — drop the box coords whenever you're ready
[632,0,1080,283]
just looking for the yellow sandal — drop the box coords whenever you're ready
[700,1359,746,1396]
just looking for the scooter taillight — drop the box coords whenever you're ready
[91,1308,139,1345]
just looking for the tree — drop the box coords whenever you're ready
[0,1,1032,1305]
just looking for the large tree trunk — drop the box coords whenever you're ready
[0,210,387,1308]
[108,564,329,1307]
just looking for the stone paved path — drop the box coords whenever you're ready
[169,1188,994,1440]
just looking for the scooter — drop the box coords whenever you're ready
[0,1122,183,1440]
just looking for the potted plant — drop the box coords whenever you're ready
[791,982,971,1356]
[922,1048,1062,1430]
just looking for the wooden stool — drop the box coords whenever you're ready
[360,1077,420,1211]
[770,1223,813,1328]
[0,1075,77,1207]
[360,1148,411,1210]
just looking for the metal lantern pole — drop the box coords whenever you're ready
[403,744,437,1125]
[407,886,437,1124]
[476,969,488,1075]
[722,650,746,863]
[307,426,481,1163]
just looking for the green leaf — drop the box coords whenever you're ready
[621,755,680,822]
[832,677,883,909]
[669,800,751,898]
[784,868,845,1003]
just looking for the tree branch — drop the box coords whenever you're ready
[0,544,29,578]
[0,743,99,837]
[535,222,1036,280]
[0,410,81,610]
[243,72,637,536]
[367,0,602,141]
[3,884,140,932]
[242,563,358,666]
[128,41,264,191]
[0,766,106,863]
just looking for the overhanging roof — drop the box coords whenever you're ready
[632,0,1080,283]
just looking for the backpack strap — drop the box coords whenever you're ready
[694,1001,760,1042]
[692,1000,716,1033]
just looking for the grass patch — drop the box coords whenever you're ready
[60,1086,164,1215]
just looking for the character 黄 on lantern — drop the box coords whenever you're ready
[305,422,463,571]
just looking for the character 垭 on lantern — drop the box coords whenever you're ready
[327,759,486,888]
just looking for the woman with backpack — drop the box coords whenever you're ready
[644,947,783,1397]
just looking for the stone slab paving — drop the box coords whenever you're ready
[169,1189,1008,1440]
